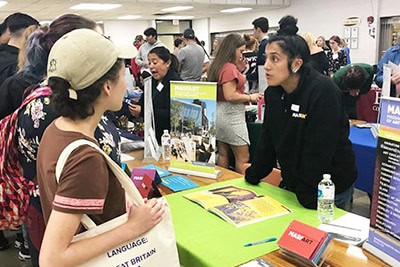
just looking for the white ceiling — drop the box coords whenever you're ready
[0,0,289,22]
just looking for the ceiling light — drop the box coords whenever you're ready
[158,15,194,20]
[40,21,52,25]
[0,1,7,8]
[220,7,252,13]
[161,6,193,12]
[117,15,142,20]
[70,3,122,11]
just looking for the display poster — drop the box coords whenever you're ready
[363,97,400,266]
[168,81,220,179]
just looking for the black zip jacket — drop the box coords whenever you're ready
[245,66,357,209]
[0,44,19,87]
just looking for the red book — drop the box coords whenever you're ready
[278,220,328,260]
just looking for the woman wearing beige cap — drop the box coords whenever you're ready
[36,29,164,266]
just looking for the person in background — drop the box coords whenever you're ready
[316,35,329,51]
[247,17,269,91]
[131,34,145,86]
[302,32,329,75]
[36,29,164,266]
[129,46,182,144]
[173,37,185,56]
[135,27,164,70]
[333,63,375,119]
[207,33,263,174]
[0,12,39,86]
[178,28,205,81]
[375,33,400,97]
[14,14,115,267]
[243,34,258,92]
[0,24,40,119]
[327,35,348,75]
[211,38,221,58]
[245,16,356,210]
[0,22,10,44]
[340,38,351,65]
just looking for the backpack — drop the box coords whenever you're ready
[0,86,51,230]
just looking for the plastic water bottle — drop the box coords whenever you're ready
[317,174,335,223]
[161,129,171,160]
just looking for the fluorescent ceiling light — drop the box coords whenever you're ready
[96,21,104,24]
[220,7,252,13]
[161,6,193,12]
[158,15,194,20]
[0,1,7,8]
[117,15,142,20]
[70,3,122,11]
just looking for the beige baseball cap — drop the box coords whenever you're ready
[47,28,137,99]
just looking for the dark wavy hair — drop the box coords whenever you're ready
[49,59,124,120]
[344,66,367,90]
[21,14,97,80]
[268,15,310,72]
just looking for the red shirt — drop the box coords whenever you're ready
[217,63,246,101]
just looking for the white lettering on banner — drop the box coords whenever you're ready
[107,238,148,258]
[130,248,157,266]
[388,104,400,115]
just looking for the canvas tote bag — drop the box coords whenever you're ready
[55,139,180,267]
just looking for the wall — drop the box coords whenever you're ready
[192,18,211,54]
[102,0,400,64]
[104,20,151,45]
[209,0,380,64]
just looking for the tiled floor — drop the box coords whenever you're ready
[0,189,371,267]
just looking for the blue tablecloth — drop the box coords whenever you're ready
[349,126,378,194]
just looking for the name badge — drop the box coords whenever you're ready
[157,82,164,92]
[291,104,300,112]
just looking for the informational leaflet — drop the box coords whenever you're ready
[168,81,220,179]
[363,97,400,266]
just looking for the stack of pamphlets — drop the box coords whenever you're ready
[277,220,332,267]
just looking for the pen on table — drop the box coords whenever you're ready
[322,223,362,232]
[244,237,277,247]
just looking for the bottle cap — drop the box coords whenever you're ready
[322,174,331,180]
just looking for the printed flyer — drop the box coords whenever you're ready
[169,81,219,178]
[363,97,400,266]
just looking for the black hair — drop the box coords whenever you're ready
[174,37,184,48]
[0,23,6,35]
[49,59,124,120]
[343,66,367,90]
[252,17,269,33]
[144,27,157,38]
[148,46,179,73]
[268,15,310,72]
[5,12,39,34]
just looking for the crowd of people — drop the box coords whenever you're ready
[0,9,399,266]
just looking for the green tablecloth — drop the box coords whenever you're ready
[165,178,346,267]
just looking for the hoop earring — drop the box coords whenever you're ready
[292,68,298,74]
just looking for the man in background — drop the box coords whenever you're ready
[178,28,205,81]
[135,27,164,71]
[375,31,400,97]
[246,17,269,91]
[0,12,39,86]
[333,63,375,119]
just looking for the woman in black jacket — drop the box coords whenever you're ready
[129,46,182,144]
[245,16,357,210]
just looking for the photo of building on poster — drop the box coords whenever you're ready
[170,98,216,165]
[169,81,218,176]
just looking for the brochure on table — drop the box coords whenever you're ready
[169,81,219,179]
[184,185,291,227]
[363,97,400,266]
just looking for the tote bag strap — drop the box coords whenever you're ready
[55,139,144,228]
